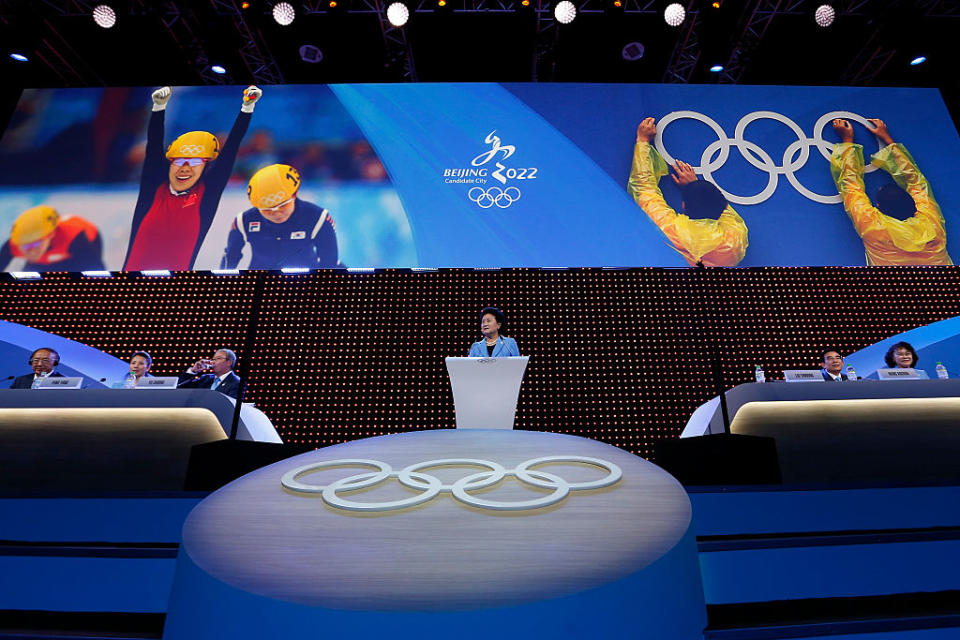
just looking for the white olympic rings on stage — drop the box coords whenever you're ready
[654,110,884,205]
[468,186,521,209]
[280,456,622,512]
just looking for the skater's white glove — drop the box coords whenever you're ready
[241,85,262,113]
[151,86,172,112]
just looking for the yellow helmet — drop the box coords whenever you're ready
[165,131,220,160]
[11,205,60,246]
[247,164,301,209]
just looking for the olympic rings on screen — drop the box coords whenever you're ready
[468,186,522,209]
[258,191,289,207]
[654,110,884,205]
[176,144,207,156]
[280,456,622,512]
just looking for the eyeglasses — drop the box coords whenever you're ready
[19,238,47,251]
[171,158,208,167]
[30,358,53,364]
[258,197,294,213]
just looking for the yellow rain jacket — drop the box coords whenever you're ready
[830,142,952,266]
[628,141,748,267]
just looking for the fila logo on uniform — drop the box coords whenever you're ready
[248,221,261,232]
[290,231,306,239]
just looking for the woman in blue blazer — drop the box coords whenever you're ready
[468,306,520,357]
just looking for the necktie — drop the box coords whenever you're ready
[211,377,221,390]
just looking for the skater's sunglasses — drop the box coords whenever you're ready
[19,238,47,251]
[170,158,209,167]
[258,197,295,213]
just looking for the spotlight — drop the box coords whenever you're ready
[211,269,240,275]
[386,2,410,26]
[438,0,446,6]
[92,4,116,28]
[11,271,42,280]
[81,271,113,277]
[622,42,645,61]
[709,64,724,72]
[241,1,251,8]
[711,1,721,8]
[140,270,171,276]
[814,4,835,27]
[10,53,28,62]
[272,1,296,25]
[299,44,323,63]
[663,3,685,27]
[910,55,927,66]
[554,0,576,24]
[211,64,227,74]
[521,0,530,5]
[281,267,311,273]
[329,0,337,6]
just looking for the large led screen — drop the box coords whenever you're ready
[1,83,958,270]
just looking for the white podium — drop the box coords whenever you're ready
[445,356,529,429]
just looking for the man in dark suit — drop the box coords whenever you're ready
[11,347,65,389]
[177,348,242,399]
[820,349,849,381]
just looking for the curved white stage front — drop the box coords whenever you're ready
[164,429,706,639]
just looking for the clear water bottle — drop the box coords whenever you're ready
[123,372,136,389]
[755,365,765,383]
[846,364,857,381]
[936,362,949,379]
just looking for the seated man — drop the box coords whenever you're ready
[0,206,104,272]
[177,349,241,399]
[831,118,951,265]
[820,349,848,381]
[11,347,65,388]
[629,117,748,267]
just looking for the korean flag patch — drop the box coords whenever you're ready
[248,221,261,232]
[290,231,306,239]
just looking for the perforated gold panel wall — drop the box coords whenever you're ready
[3,267,959,460]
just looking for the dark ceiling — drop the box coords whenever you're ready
[1,0,959,129]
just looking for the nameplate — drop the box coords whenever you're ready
[36,376,83,389]
[135,376,180,389]
[877,368,923,380]
[783,370,824,383]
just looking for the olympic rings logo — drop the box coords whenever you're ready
[258,191,288,207]
[177,144,207,156]
[655,110,884,205]
[280,456,622,512]
[468,186,521,209]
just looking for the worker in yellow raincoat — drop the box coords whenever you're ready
[628,117,748,267]
[831,118,952,266]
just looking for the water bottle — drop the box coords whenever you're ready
[30,375,41,389]
[846,364,857,381]
[123,372,136,389]
[754,365,765,383]
[936,362,949,379]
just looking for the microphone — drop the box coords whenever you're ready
[3,375,13,381]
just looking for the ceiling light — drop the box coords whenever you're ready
[814,4,835,27]
[554,0,576,24]
[387,2,410,26]
[664,3,685,27]
[92,4,117,28]
[273,2,296,25]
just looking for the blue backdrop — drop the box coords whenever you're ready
[2,83,958,268]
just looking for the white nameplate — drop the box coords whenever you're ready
[36,376,83,389]
[135,376,180,389]
[783,370,825,383]
[877,368,923,380]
